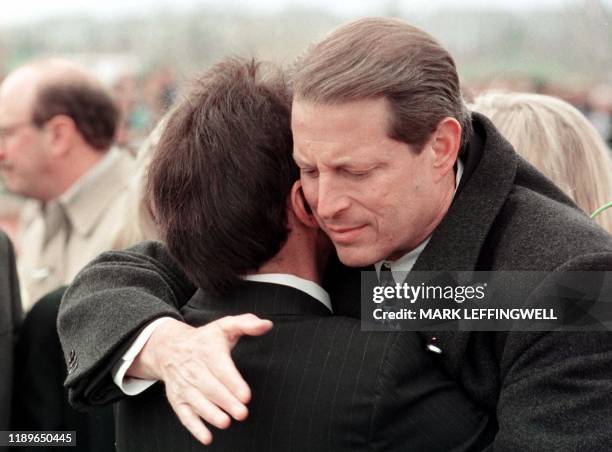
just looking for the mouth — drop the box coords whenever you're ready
[325,224,367,244]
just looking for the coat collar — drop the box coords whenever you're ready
[412,112,518,273]
[188,281,333,318]
[60,148,135,237]
[413,112,518,375]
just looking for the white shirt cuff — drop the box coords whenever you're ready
[112,316,174,395]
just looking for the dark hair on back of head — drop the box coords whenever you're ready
[147,57,297,296]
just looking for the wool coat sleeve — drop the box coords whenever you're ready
[493,252,612,451]
[57,240,196,410]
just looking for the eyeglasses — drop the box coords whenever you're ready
[0,121,34,145]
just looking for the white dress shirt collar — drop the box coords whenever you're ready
[244,273,333,313]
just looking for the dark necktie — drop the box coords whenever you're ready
[379,261,395,286]
[379,262,400,329]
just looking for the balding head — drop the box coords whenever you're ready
[3,58,98,91]
[1,58,119,151]
[22,58,98,83]
[0,64,40,125]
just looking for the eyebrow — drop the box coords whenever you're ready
[292,152,306,165]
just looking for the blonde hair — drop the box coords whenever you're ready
[472,91,612,232]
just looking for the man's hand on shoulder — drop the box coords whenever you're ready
[127,314,273,445]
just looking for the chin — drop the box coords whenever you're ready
[334,246,379,268]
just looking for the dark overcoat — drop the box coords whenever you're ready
[0,231,22,430]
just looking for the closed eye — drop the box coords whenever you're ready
[341,168,373,179]
[300,168,319,178]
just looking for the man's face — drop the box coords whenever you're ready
[292,97,450,267]
[0,76,51,199]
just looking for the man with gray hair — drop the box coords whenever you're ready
[60,18,612,450]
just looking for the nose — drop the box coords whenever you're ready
[316,173,351,220]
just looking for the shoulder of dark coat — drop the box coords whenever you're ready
[483,166,612,271]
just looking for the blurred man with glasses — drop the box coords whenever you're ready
[0,58,132,452]
[0,58,135,309]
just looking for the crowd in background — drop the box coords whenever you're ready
[112,66,177,151]
[1,70,612,261]
[1,58,611,241]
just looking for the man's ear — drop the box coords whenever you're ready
[430,117,461,182]
[43,115,77,157]
[290,181,318,228]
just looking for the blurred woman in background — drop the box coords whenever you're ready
[472,91,612,232]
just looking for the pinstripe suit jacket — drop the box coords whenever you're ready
[115,281,493,452]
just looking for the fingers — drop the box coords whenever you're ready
[216,314,273,342]
[171,401,213,446]
[204,355,251,417]
[184,388,232,430]
[154,314,271,445]
[168,387,234,446]
[210,314,272,405]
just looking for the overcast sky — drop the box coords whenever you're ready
[2,0,608,25]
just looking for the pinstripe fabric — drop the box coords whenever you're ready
[115,282,493,451]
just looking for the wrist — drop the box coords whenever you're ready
[127,318,193,380]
